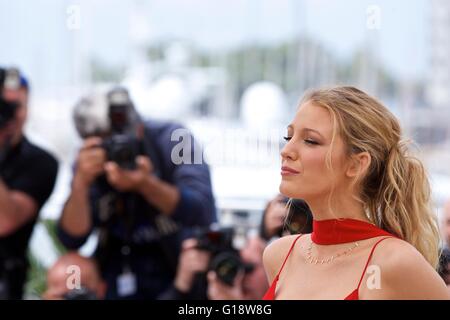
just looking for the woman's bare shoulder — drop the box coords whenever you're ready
[263,234,304,283]
[372,237,433,270]
[364,237,450,299]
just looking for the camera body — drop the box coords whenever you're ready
[102,134,140,170]
[195,226,252,286]
[102,87,141,170]
[73,87,142,170]
[0,68,21,130]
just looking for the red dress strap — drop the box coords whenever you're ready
[345,236,394,300]
[262,234,303,300]
[356,236,394,290]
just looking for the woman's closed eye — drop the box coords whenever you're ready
[283,136,319,145]
[304,139,319,145]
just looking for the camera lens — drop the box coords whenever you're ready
[210,251,243,286]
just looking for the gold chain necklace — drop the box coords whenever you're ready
[306,240,359,264]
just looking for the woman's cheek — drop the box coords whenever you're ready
[302,149,328,173]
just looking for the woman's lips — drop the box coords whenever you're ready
[281,166,300,176]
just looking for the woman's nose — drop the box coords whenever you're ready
[281,141,298,161]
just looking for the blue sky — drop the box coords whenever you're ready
[0,0,429,88]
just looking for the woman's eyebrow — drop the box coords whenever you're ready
[302,128,324,138]
[289,124,323,137]
[287,125,325,140]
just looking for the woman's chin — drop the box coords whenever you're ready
[279,181,311,200]
[279,181,298,198]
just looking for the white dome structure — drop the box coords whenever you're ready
[240,81,288,129]
[128,74,192,120]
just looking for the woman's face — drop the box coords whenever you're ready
[280,101,349,202]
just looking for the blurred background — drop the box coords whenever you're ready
[1,0,450,297]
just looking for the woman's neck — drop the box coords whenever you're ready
[306,194,370,223]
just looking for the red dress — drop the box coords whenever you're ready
[262,219,396,300]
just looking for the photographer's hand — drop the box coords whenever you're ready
[104,155,152,192]
[174,239,210,293]
[61,137,106,238]
[74,137,106,188]
[108,156,181,215]
[207,270,245,300]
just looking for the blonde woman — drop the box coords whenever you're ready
[263,86,450,300]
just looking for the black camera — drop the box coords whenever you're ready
[73,87,142,170]
[63,287,98,300]
[0,68,21,130]
[102,134,140,170]
[102,88,141,170]
[195,226,254,286]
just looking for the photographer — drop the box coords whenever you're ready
[442,198,450,249]
[438,248,450,288]
[157,238,210,299]
[207,235,268,300]
[0,67,58,299]
[57,87,216,299]
[259,196,313,242]
[43,252,106,300]
[205,196,313,301]
[158,228,268,300]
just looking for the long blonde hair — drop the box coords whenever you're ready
[301,86,440,268]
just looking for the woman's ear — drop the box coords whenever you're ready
[346,151,371,178]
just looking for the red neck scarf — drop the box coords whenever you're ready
[311,218,395,245]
